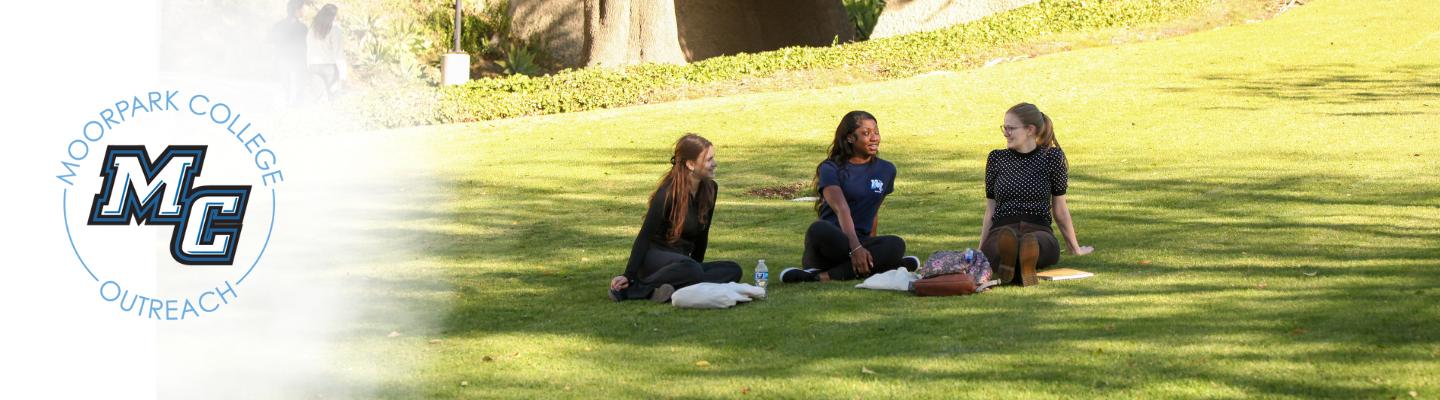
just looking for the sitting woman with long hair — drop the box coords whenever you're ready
[781,111,918,283]
[980,103,1094,286]
[610,134,743,302]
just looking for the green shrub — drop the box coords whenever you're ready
[420,0,511,59]
[845,0,888,41]
[349,0,1212,129]
[496,44,541,77]
[347,11,434,83]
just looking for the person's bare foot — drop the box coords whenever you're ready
[818,271,832,281]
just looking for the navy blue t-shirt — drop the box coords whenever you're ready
[817,158,896,237]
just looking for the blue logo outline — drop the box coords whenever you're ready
[86,145,253,265]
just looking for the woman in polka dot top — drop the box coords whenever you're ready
[979,103,1094,287]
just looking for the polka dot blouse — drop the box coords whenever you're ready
[985,146,1069,228]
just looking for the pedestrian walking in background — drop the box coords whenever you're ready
[306,3,346,102]
[266,0,308,107]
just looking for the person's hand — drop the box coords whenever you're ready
[1071,246,1095,256]
[610,276,630,290]
[850,246,874,276]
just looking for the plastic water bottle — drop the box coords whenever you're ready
[754,260,769,289]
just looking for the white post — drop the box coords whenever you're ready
[441,0,470,85]
[442,54,469,85]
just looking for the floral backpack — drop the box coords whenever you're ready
[911,249,998,295]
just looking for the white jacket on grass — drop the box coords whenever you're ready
[671,283,766,309]
[855,268,920,291]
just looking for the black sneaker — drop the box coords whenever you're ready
[901,256,921,272]
[650,284,676,303]
[780,267,819,283]
[608,289,627,302]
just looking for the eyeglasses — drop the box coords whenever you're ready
[1000,125,1030,134]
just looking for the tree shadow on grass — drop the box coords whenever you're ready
[1191,63,1440,105]
[363,134,1440,397]
[422,266,1436,398]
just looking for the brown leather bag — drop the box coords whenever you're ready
[911,273,979,297]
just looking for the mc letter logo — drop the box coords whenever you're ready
[57,91,284,321]
[87,145,252,265]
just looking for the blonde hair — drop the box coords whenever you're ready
[1006,102,1059,148]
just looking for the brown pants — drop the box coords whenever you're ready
[981,222,1060,282]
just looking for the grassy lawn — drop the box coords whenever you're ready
[332,0,1440,398]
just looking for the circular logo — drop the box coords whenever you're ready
[58,91,282,321]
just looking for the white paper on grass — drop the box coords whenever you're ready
[671,282,766,309]
[854,268,920,291]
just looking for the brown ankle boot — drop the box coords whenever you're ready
[995,227,1019,284]
[1018,233,1040,287]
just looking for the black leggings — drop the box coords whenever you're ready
[277,60,306,107]
[308,64,338,101]
[623,248,743,299]
[801,220,906,281]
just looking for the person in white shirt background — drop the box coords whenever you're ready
[306,3,346,102]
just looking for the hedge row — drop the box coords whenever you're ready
[350,0,1210,129]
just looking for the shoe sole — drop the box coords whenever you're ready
[780,268,823,283]
[902,256,921,271]
[780,267,803,283]
[1019,233,1040,287]
[996,227,1019,283]
[651,284,675,303]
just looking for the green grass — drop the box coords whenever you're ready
[332,0,1440,398]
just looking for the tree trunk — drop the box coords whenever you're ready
[585,0,686,67]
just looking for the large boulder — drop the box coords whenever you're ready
[869,0,1037,39]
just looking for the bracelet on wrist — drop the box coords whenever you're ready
[849,245,863,255]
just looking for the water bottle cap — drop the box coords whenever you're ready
[758,259,765,263]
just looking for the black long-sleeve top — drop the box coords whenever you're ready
[265,16,308,63]
[985,146,1068,229]
[624,180,717,280]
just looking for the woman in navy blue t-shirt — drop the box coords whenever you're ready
[781,111,918,283]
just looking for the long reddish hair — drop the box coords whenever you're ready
[651,133,715,243]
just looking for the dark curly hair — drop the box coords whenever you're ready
[812,111,877,216]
